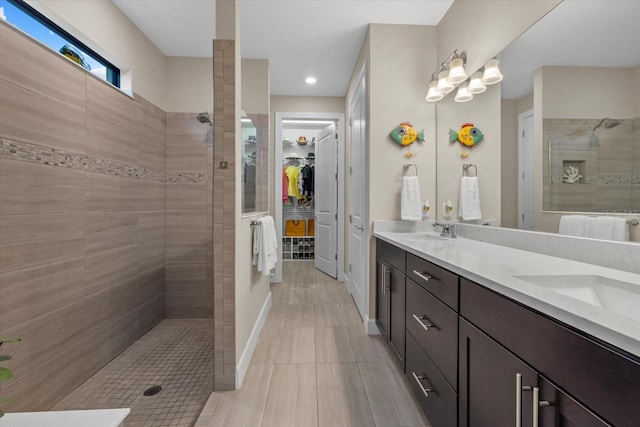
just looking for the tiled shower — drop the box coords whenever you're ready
[0,20,214,425]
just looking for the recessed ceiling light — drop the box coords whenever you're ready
[305,76,317,85]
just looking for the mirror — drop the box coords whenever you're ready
[498,0,640,225]
[241,113,268,214]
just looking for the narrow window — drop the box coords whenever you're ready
[0,0,120,87]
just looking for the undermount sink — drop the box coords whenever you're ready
[400,233,445,242]
[514,274,640,322]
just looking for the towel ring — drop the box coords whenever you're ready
[462,164,477,177]
[403,163,418,176]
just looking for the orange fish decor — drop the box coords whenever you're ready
[450,122,484,158]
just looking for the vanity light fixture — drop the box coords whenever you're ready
[426,73,444,102]
[454,81,473,103]
[447,51,468,84]
[467,70,487,94]
[481,59,503,85]
[305,76,317,85]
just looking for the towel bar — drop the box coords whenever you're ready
[462,163,477,177]
[403,163,418,176]
[627,218,639,225]
[250,220,261,226]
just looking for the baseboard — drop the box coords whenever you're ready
[236,291,272,389]
[365,315,381,335]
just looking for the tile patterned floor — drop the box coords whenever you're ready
[195,261,431,427]
[54,318,213,427]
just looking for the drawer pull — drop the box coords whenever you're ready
[532,387,551,427]
[412,314,436,331]
[411,372,434,399]
[412,270,440,283]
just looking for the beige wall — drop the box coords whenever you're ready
[166,57,214,113]
[27,0,167,110]
[437,83,502,223]
[365,24,438,316]
[501,99,519,228]
[437,0,561,74]
[0,22,165,410]
[236,59,271,367]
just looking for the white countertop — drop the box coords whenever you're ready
[374,230,640,358]
[0,408,130,427]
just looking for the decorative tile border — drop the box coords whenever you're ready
[165,172,212,184]
[551,175,635,185]
[0,137,165,182]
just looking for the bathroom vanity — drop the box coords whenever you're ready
[374,224,640,427]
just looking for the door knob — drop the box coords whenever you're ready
[355,225,364,231]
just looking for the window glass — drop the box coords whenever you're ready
[0,0,120,87]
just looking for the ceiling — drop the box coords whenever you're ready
[112,0,454,97]
[500,0,640,100]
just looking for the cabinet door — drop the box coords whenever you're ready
[388,266,405,367]
[459,318,538,427]
[537,377,610,427]
[375,258,390,339]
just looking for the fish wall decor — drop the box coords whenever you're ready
[389,122,425,158]
[450,123,483,158]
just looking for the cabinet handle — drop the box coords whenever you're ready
[380,264,391,295]
[412,314,436,331]
[411,372,434,399]
[532,387,551,427]
[412,270,440,283]
[516,373,535,427]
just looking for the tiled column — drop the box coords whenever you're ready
[212,39,237,390]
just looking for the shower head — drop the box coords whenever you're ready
[197,112,212,125]
[591,117,620,131]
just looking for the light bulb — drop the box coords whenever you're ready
[455,82,473,103]
[447,57,467,85]
[481,59,503,85]
[468,71,486,94]
[426,80,443,102]
[437,70,454,94]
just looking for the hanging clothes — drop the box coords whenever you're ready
[285,165,302,199]
[301,164,314,196]
[282,167,289,201]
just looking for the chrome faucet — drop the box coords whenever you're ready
[433,222,457,238]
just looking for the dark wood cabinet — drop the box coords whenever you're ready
[459,318,537,427]
[376,239,406,368]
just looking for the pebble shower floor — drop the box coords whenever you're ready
[54,318,213,427]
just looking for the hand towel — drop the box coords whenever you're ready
[558,215,590,237]
[459,176,482,221]
[401,176,422,221]
[589,216,615,240]
[252,216,278,275]
[611,217,629,242]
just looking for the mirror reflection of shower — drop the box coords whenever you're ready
[196,111,213,145]
[197,111,212,125]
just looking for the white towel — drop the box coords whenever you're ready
[401,176,422,221]
[252,216,278,275]
[559,215,591,237]
[589,216,628,242]
[459,176,482,221]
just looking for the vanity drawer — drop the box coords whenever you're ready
[406,332,457,427]
[407,253,459,310]
[376,239,405,272]
[460,278,640,427]
[406,278,458,389]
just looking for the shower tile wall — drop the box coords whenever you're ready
[544,118,636,212]
[165,113,213,318]
[0,22,166,411]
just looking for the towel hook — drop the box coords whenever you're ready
[403,163,418,176]
[462,163,477,177]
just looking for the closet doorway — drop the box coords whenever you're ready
[273,112,345,283]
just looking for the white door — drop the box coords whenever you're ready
[519,110,534,229]
[315,122,338,277]
[348,72,367,320]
